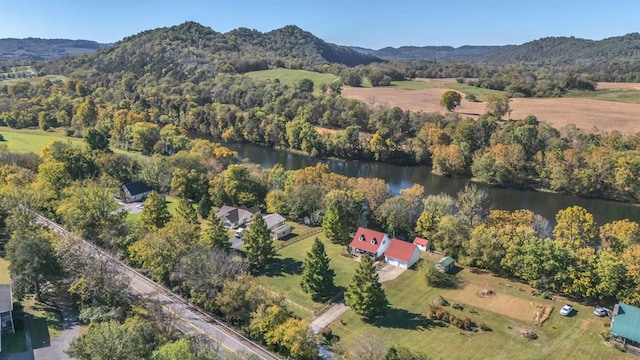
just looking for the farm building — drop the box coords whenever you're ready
[216,205,260,229]
[349,227,391,259]
[413,237,430,251]
[435,256,455,273]
[384,239,421,269]
[610,303,640,348]
[0,284,15,348]
[121,181,152,203]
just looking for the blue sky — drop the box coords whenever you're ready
[1,0,638,48]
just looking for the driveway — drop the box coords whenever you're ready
[33,299,81,360]
[229,236,243,249]
[310,298,348,334]
[376,263,406,283]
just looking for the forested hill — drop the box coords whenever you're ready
[351,45,513,60]
[486,33,640,65]
[42,22,381,81]
[0,38,108,60]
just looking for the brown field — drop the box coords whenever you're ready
[439,282,554,323]
[342,84,640,134]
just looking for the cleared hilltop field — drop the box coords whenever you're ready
[342,78,640,134]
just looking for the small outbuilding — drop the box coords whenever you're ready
[0,284,15,341]
[435,256,455,273]
[610,303,640,348]
[384,239,421,269]
[121,181,152,203]
[413,237,430,251]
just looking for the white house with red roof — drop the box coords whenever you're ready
[413,237,430,251]
[385,239,421,269]
[349,227,391,259]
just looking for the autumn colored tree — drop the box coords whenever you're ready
[300,237,335,300]
[345,255,388,320]
[553,206,598,249]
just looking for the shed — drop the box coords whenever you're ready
[384,239,421,269]
[0,285,15,340]
[413,237,430,251]
[610,303,640,347]
[271,224,292,240]
[435,256,455,273]
[121,181,152,203]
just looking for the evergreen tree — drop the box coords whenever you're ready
[175,198,198,225]
[344,255,388,320]
[300,237,335,300]
[199,211,231,252]
[243,213,275,265]
[140,191,171,230]
[197,194,213,219]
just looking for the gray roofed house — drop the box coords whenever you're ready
[215,205,261,229]
[121,181,152,203]
[0,284,15,346]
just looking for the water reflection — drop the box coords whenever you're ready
[221,141,640,226]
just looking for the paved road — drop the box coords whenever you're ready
[32,212,280,360]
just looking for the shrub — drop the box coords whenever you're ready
[0,133,4,141]
[66,129,75,137]
[465,93,478,102]
[452,302,464,310]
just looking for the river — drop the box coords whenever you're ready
[220,141,640,226]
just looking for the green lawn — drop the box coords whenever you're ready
[243,69,338,93]
[329,261,629,360]
[566,88,640,104]
[126,194,182,225]
[390,80,441,90]
[0,126,84,154]
[256,233,356,319]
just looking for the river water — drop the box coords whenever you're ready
[220,141,640,226]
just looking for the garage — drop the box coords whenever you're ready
[384,238,421,269]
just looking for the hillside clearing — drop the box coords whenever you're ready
[243,69,338,92]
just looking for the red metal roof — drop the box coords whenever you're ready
[413,237,429,246]
[349,227,387,254]
[385,238,418,262]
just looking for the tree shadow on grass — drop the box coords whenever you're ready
[255,257,303,277]
[370,307,444,330]
[29,316,51,349]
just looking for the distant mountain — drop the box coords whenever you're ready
[0,38,109,60]
[43,22,381,81]
[486,33,640,65]
[351,45,514,60]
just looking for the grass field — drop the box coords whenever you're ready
[0,126,84,154]
[567,88,640,103]
[243,69,338,93]
[329,256,631,360]
[256,234,356,319]
[255,232,631,359]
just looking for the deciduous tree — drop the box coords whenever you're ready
[440,90,462,112]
